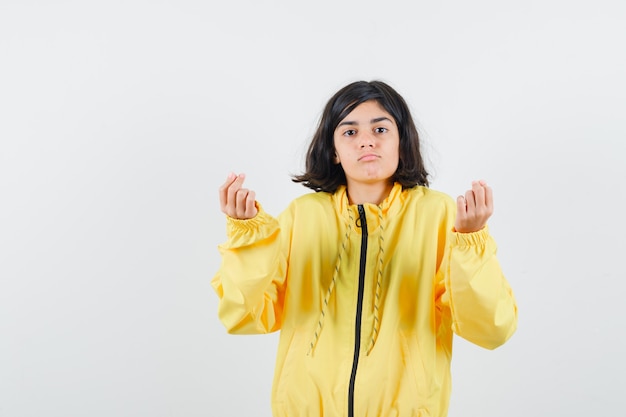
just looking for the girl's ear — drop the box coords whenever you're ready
[334,152,340,164]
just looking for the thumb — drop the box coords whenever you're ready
[455,195,466,231]
[456,195,466,215]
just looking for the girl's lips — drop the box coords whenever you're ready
[359,154,379,161]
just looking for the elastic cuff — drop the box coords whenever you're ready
[225,203,270,233]
[223,204,281,250]
[450,226,490,247]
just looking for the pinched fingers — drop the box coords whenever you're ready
[455,180,494,233]
[218,172,258,219]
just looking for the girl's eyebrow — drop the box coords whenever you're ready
[372,116,393,124]
[337,116,393,128]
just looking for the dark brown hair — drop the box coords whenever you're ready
[292,80,429,193]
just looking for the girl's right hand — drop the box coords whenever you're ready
[219,172,258,219]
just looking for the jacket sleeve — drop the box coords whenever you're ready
[436,205,518,350]
[211,203,290,335]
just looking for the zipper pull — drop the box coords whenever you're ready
[356,204,366,229]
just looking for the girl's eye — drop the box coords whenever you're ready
[375,127,388,133]
[344,129,357,136]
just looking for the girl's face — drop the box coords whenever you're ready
[333,100,400,192]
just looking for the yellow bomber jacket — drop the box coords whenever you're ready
[212,183,518,417]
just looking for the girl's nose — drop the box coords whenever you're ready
[359,132,375,148]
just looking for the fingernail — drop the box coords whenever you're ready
[228,172,235,180]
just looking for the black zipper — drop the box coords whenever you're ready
[348,204,368,417]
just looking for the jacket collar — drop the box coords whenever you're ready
[332,182,406,216]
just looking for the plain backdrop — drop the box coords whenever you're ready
[1,1,625,416]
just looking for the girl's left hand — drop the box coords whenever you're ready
[455,180,494,233]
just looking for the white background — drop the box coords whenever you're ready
[1,0,625,416]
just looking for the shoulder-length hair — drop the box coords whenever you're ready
[292,80,429,193]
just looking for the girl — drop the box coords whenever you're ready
[212,80,517,417]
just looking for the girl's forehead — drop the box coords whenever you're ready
[341,100,392,119]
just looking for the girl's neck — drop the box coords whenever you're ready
[346,181,394,205]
